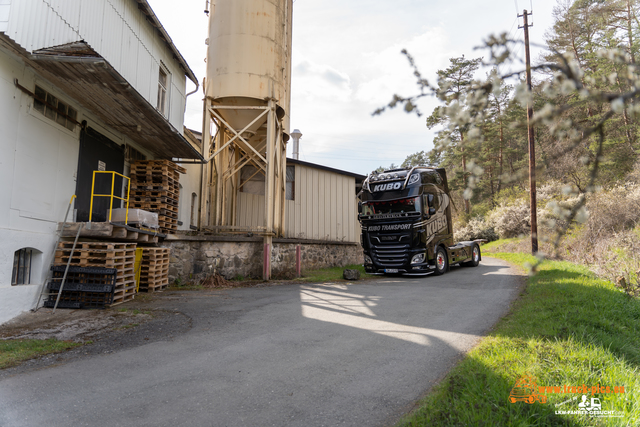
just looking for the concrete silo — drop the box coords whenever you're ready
[201,0,293,279]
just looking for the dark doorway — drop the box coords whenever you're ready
[75,127,125,222]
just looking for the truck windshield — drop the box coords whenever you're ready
[362,197,421,215]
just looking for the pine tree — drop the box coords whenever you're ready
[426,56,482,214]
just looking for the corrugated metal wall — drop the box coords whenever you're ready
[2,0,186,131]
[4,0,81,53]
[237,164,359,243]
[0,1,11,32]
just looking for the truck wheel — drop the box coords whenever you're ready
[434,246,448,275]
[463,244,481,267]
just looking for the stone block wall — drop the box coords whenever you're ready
[163,235,362,282]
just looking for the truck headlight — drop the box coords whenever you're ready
[364,255,373,265]
[411,253,425,264]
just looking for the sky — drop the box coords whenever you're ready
[147,0,559,176]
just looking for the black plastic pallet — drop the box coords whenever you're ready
[48,282,115,293]
[43,300,82,309]
[51,266,118,275]
[46,266,117,309]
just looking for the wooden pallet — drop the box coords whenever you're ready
[131,185,179,197]
[159,209,178,218]
[130,163,181,172]
[138,283,168,293]
[131,159,186,174]
[141,257,169,265]
[131,195,178,205]
[130,201,178,211]
[53,257,135,269]
[130,175,180,186]
[138,247,170,293]
[58,242,137,251]
[129,160,181,234]
[54,242,138,306]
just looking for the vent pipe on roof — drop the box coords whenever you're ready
[290,129,302,160]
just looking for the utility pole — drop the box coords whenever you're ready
[519,9,538,254]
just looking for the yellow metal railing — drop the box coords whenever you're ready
[89,171,131,223]
[134,247,143,292]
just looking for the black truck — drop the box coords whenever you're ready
[358,166,481,275]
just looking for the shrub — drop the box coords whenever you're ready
[487,200,531,238]
[580,184,640,244]
[454,216,499,242]
[538,196,584,234]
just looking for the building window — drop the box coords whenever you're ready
[157,68,168,116]
[12,248,33,285]
[33,85,77,131]
[190,192,198,228]
[286,165,295,200]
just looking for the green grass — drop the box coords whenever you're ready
[300,264,368,283]
[397,252,640,426]
[0,339,83,369]
[481,237,526,252]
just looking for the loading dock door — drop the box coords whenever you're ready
[75,127,124,222]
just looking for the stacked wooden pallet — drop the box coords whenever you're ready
[54,242,137,306]
[138,247,170,292]
[130,160,185,234]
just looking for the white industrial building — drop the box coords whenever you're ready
[0,0,202,323]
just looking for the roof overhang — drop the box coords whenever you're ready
[2,37,203,160]
[286,157,366,181]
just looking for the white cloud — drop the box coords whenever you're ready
[355,28,451,106]
[292,58,352,102]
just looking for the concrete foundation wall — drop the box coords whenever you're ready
[164,235,363,282]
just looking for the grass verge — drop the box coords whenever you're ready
[397,252,640,426]
[300,264,367,283]
[0,339,83,369]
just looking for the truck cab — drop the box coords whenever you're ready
[358,167,480,275]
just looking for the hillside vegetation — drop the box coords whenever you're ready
[454,171,640,293]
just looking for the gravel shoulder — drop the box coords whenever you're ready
[0,292,193,378]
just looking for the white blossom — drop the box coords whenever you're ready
[611,97,625,114]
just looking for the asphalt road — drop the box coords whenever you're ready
[0,257,521,427]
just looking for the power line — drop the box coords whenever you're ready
[496,17,521,77]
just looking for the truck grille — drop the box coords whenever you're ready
[371,241,410,268]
